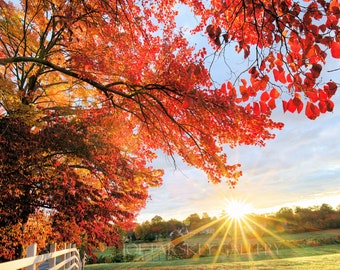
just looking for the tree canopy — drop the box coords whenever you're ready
[0,0,338,260]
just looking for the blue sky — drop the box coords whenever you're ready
[138,98,340,222]
[137,5,340,222]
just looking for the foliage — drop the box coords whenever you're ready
[190,0,340,120]
[0,0,339,260]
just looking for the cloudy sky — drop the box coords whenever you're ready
[137,5,340,223]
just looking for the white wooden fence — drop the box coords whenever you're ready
[0,243,81,270]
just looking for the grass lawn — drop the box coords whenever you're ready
[85,244,340,269]
[182,229,340,246]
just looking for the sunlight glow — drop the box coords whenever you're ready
[225,200,253,220]
[128,203,301,268]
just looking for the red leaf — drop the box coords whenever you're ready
[241,78,247,86]
[227,81,233,90]
[306,102,320,120]
[243,45,250,59]
[260,101,268,114]
[324,81,337,98]
[182,100,189,109]
[287,74,293,83]
[249,66,257,75]
[319,101,327,113]
[221,83,226,94]
[253,102,260,115]
[311,64,322,78]
[326,15,338,29]
[282,100,288,113]
[260,91,270,102]
[279,72,287,84]
[260,60,266,71]
[240,85,249,100]
[331,41,340,58]
[305,90,319,102]
[287,99,296,113]
[293,97,303,113]
[273,69,280,82]
[326,100,334,112]
[318,90,328,100]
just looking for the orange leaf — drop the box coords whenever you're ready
[268,98,276,109]
[270,88,280,98]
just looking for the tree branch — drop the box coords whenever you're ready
[0,56,132,99]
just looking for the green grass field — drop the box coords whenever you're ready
[85,229,340,269]
[85,247,340,269]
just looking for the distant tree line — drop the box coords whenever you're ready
[272,203,340,233]
[128,204,340,242]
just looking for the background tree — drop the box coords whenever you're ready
[0,0,339,260]
[166,219,185,236]
[185,213,202,232]
[150,215,168,239]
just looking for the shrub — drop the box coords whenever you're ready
[124,254,136,262]
[112,254,124,263]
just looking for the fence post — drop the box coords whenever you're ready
[66,243,71,268]
[60,243,66,270]
[26,243,37,270]
[49,243,56,269]
[72,244,77,267]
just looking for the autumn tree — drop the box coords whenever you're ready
[0,0,338,260]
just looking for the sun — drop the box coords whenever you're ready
[225,199,253,220]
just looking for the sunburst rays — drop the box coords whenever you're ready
[123,208,300,269]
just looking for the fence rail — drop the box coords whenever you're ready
[0,243,81,270]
